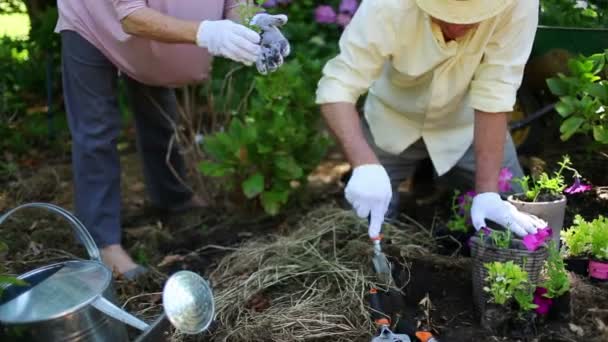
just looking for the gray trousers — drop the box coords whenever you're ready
[61,31,193,247]
[361,119,524,217]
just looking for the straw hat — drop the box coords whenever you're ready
[415,0,514,24]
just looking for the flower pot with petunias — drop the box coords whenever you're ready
[471,227,551,315]
[508,155,592,245]
[588,217,608,282]
[536,241,572,321]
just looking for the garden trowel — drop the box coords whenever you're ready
[371,234,393,286]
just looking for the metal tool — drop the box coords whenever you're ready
[0,202,215,341]
[371,235,393,286]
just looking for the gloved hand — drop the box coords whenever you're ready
[471,192,547,237]
[250,13,290,74]
[345,164,392,239]
[196,20,261,65]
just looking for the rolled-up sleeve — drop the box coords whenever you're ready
[112,0,147,21]
[315,0,396,105]
[469,0,539,113]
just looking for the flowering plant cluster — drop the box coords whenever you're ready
[313,0,359,27]
[514,155,592,202]
[483,261,538,314]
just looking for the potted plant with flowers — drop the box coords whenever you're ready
[560,214,594,276]
[508,155,591,245]
[536,241,572,321]
[471,226,551,315]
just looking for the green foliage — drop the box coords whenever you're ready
[491,229,513,249]
[589,216,608,260]
[200,60,330,215]
[513,155,580,201]
[446,190,472,233]
[0,0,26,14]
[484,261,534,310]
[513,285,538,313]
[547,51,608,144]
[542,241,570,298]
[0,241,27,298]
[561,214,595,257]
[540,0,608,28]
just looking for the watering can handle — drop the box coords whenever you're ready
[0,202,101,262]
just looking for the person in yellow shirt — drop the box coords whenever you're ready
[316,0,547,238]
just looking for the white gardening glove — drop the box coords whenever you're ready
[345,164,392,239]
[250,13,290,74]
[471,192,547,237]
[196,20,261,65]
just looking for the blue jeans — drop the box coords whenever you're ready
[60,30,193,247]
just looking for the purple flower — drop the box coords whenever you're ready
[564,177,592,194]
[339,0,359,15]
[498,167,513,193]
[315,5,337,24]
[336,13,352,27]
[522,227,552,251]
[457,190,476,217]
[262,0,290,7]
[533,287,553,315]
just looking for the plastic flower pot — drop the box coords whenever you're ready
[507,194,567,246]
[470,233,549,316]
[588,259,608,282]
[548,291,572,321]
[564,257,589,277]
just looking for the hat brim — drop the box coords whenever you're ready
[415,0,514,24]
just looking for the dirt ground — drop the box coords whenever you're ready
[1,141,608,341]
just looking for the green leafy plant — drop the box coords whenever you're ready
[237,0,265,32]
[547,50,608,144]
[561,214,596,257]
[589,215,608,260]
[200,60,330,215]
[540,0,608,28]
[0,241,26,298]
[446,190,474,233]
[483,261,531,306]
[491,229,513,249]
[513,284,539,313]
[542,241,570,298]
[513,155,582,201]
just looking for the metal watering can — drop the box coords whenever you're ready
[0,203,215,341]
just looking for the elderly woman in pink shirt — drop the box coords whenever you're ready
[55,0,289,279]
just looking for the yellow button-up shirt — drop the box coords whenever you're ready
[315,0,539,175]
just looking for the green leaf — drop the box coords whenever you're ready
[547,78,568,96]
[0,276,27,287]
[275,156,303,179]
[260,189,290,216]
[586,83,608,102]
[555,101,575,117]
[198,161,232,177]
[593,126,608,144]
[560,117,585,141]
[242,173,264,199]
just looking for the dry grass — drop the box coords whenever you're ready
[204,205,435,342]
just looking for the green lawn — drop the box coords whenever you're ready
[0,13,30,38]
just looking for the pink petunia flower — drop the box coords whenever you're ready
[498,167,513,193]
[336,13,352,27]
[339,0,359,15]
[314,5,337,24]
[564,177,592,194]
[533,287,553,315]
[522,227,553,251]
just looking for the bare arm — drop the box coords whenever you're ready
[121,7,200,44]
[474,110,507,193]
[321,103,379,167]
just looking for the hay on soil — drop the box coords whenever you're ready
[208,205,435,342]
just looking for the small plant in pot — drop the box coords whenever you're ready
[470,227,551,316]
[560,214,594,276]
[536,241,572,321]
[588,215,608,282]
[444,190,476,254]
[508,155,592,245]
[482,261,538,335]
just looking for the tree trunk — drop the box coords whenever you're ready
[23,0,56,31]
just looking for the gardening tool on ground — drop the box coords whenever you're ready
[371,235,393,287]
[0,202,215,341]
[369,288,410,342]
